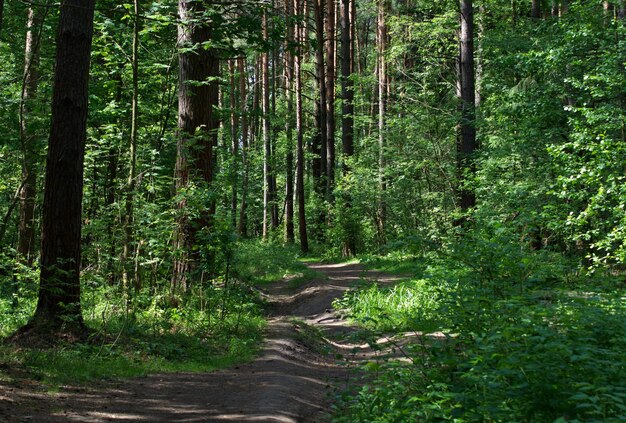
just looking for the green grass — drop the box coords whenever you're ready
[333,243,626,423]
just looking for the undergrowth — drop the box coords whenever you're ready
[0,240,313,386]
[333,227,626,422]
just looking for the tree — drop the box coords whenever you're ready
[295,0,309,252]
[284,0,296,244]
[325,0,337,199]
[18,5,46,265]
[172,0,220,296]
[457,0,477,212]
[376,0,388,244]
[340,0,356,256]
[23,0,96,335]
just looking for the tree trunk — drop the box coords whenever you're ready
[531,0,541,18]
[313,0,328,198]
[122,0,140,295]
[325,0,336,200]
[18,5,45,265]
[237,57,249,237]
[340,0,356,256]
[229,59,239,229]
[457,0,477,212]
[284,0,295,244]
[0,0,4,35]
[295,0,309,252]
[30,0,96,333]
[172,0,220,297]
[262,10,273,240]
[376,0,387,245]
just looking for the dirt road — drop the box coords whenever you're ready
[1,262,399,422]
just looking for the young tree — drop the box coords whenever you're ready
[376,0,388,244]
[18,5,46,265]
[457,0,477,212]
[24,0,96,334]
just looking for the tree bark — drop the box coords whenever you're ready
[457,0,477,212]
[172,0,220,297]
[18,5,45,265]
[31,0,96,332]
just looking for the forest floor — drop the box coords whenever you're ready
[0,262,401,422]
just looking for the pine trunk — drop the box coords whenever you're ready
[31,0,96,332]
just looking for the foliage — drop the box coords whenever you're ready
[333,225,626,422]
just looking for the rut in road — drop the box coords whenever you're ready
[1,262,400,422]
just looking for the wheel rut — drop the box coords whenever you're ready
[1,262,401,422]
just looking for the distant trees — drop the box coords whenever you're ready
[2,0,626,341]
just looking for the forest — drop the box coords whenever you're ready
[1,0,625,421]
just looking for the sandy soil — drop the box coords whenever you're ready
[0,262,400,423]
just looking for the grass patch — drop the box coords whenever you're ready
[333,233,626,422]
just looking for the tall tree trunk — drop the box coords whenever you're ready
[262,10,273,240]
[18,5,45,265]
[340,0,356,256]
[560,0,568,16]
[376,0,387,245]
[313,0,328,197]
[122,0,140,295]
[172,0,220,297]
[295,0,309,252]
[325,0,336,200]
[457,0,477,212]
[237,57,249,237]
[29,0,96,333]
[229,59,239,229]
[284,0,295,244]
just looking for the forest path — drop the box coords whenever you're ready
[1,262,401,422]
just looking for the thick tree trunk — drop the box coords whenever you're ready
[31,0,96,332]
[457,0,477,212]
[18,6,44,265]
[172,0,220,297]
[295,0,309,252]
